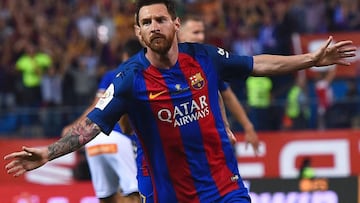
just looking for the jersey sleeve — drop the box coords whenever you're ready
[98,70,116,91]
[218,80,229,92]
[87,66,133,135]
[203,44,253,81]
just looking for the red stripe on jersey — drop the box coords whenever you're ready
[178,53,240,196]
[143,65,200,202]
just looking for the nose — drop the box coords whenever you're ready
[150,20,160,33]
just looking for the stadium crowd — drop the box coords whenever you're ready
[0,0,359,137]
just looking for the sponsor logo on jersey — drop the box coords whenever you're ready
[149,90,167,99]
[189,73,205,90]
[172,84,189,95]
[116,71,125,78]
[157,95,210,127]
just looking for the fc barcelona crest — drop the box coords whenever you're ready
[189,73,205,90]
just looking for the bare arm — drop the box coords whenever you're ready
[252,36,356,76]
[218,92,236,145]
[219,91,230,129]
[119,114,135,135]
[221,88,253,131]
[4,118,101,177]
[220,87,259,154]
[51,118,100,160]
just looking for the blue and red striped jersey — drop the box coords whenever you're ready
[88,42,253,202]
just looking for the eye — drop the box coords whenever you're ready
[141,19,151,26]
[156,17,167,24]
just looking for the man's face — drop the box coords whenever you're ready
[136,3,179,54]
[179,20,205,43]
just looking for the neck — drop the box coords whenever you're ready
[145,40,179,69]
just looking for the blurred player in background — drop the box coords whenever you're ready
[61,38,143,203]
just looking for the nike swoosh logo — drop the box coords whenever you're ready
[149,90,167,99]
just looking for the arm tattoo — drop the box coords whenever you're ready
[48,118,101,161]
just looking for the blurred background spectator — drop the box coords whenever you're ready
[314,67,336,130]
[283,72,310,130]
[245,76,273,131]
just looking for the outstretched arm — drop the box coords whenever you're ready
[4,118,101,177]
[252,36,356,76]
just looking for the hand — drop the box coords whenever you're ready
[244,128,260,155]
[4,146,49,177]
[225,127,237,145]
[313,36,356,67]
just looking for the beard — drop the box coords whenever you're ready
[143,33,174,55]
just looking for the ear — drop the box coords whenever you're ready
[134,25,146,47]
[134,25,141,40]
[174,17,181,32]
[134,25,142,42]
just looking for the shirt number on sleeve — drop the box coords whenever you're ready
[217,48,229,58]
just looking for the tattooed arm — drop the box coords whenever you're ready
[4,118,101,177]
[48,118,100,160]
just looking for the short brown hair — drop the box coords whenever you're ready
[135,0,177,26]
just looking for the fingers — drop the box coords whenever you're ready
[336,46,357,56]
[336,59,352,66]
[6,162,22,174]
[340,52,356,58]
[5,160,27,177]
[22,147,35,155]
[336,44,356,65]
[337,47,356,55]
[14,168,27,177]
[244,131,260,154]
[323,36,333,49]
[4,148,33,177]
[229,133,237,145]
[246,142,259,156]
[333,40,356,59]
[10,167,27,177]
[253,143,260,155]
[5,159,17,171]
[4,151,30,160]
[249,141,259,155]
[334,40,354,49]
